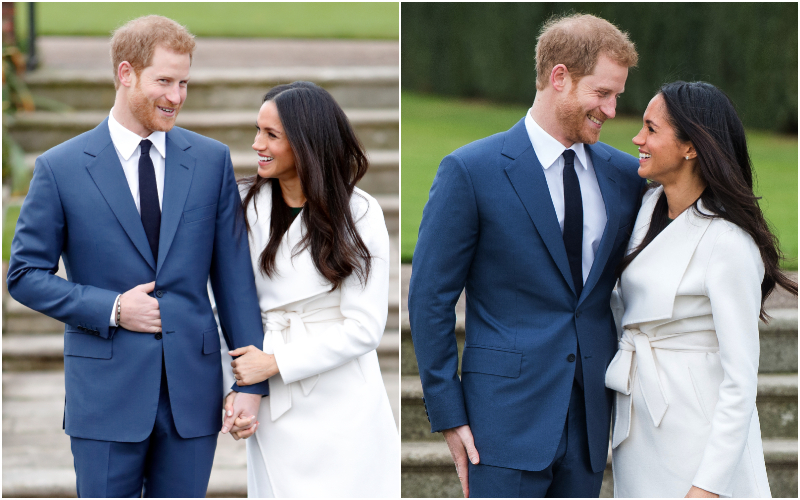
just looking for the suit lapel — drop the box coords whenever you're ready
[156,129,195,276]
[84,119,156,270]
[579,144,620,305]
[502,120,575,294]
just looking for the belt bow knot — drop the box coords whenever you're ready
[262,306,343,421]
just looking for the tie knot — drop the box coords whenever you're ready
[140,139,152,155]
[562,149,576,165]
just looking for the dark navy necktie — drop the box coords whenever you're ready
[562,149,584,389]
[139,139,161,261]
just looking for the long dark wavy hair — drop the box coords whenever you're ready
[239,81,371,290]
[618,81,797,321]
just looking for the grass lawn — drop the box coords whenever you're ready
[401,92,798,269]
[15,2,398,40]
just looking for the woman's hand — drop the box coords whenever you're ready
[229,345,279,386]
[685,486,719,498]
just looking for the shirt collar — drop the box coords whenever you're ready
[108,108,166,161]
[524,108,589,171]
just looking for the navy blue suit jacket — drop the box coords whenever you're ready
[408,118,645,473]
[7,119,269,442]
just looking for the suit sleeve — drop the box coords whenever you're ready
[7,155,118,338]
[691,228,764,496]
[408,153,479,433]
[208,147,269,395]
[272,197,390,383]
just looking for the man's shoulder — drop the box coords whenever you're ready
[38,122,107,167]
[445,129,511,171]
[168,126,229,155]
[592,141,640,176]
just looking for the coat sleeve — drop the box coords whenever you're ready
[272,195,390,384]
[407,153,479,433]
[691,226,764,496]
[7,155,119,338]
[208,147,269,396]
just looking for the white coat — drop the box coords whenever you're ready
[220,181,399,498]
[606,186,771,498]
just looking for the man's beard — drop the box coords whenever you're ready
[128,80,181,134]
[555,88,604,145]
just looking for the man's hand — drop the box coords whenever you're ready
[222,391,261,440]
[119,281,161,333]
[229,345,278,386]
[686,486,719,498]
[442,424,480,498]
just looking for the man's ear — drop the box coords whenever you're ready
[550,64,571,92]
[118,61,135,88]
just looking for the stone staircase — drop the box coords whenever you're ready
[3,37,398,498]
[400,264,799,498]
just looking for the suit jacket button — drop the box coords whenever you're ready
[155,290,163,298]
[567,354,576,362]
[155,332,162,340]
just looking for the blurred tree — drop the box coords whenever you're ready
[401,2,797,133]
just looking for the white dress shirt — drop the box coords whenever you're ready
[524,108,607,285]
[107,108,167,325]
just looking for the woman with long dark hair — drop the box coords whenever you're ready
[219,81,399,497]
[605,81,796,498]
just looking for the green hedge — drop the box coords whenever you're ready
[401,3,797,133]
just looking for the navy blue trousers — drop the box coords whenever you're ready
[468,382,604,498]
[70,353,218,498]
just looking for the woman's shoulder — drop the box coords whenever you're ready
[350,187,386,226]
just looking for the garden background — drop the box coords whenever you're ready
[401,2,798,267]
[2,3,399,498]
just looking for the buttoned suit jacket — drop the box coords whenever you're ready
[408,118,645,473]
[7,118,269,442]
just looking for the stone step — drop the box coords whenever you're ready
[400,439,798,498]
[24,66,399,111]
[9,109,399,152]
[401,308,799,376]
[4,200,398,334]
[2,360,399,498]
[2,330,398,372]
[24,149,399,195]
[400,373,797,442]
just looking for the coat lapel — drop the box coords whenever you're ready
[84,119,156,270]
[621,186,713,324]
[502,120,575,294]
[579,143,620,305]
[156,128,195,276]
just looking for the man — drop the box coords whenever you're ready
[409,14,645,498]
[7,15,266,497]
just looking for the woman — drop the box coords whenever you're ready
[222,81,399,497]
[605,81,796,498]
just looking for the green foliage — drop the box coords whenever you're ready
[402,3,797,133]
[3,45,34,195]
[15,2,398,40]
[401,92,798,269]
[3,204,21,262]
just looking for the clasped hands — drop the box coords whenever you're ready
[218,346,279,440]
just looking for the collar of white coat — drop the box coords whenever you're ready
[244,180,374,310]
[620,185,714,325]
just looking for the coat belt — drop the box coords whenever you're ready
[262,306,345,421]
[605,328,719,449]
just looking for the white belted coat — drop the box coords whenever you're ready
[220,182,399,497]
[606,186,771,498]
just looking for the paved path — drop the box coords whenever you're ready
[34,36,398,71]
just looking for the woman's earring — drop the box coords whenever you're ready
[685,156,690,160]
